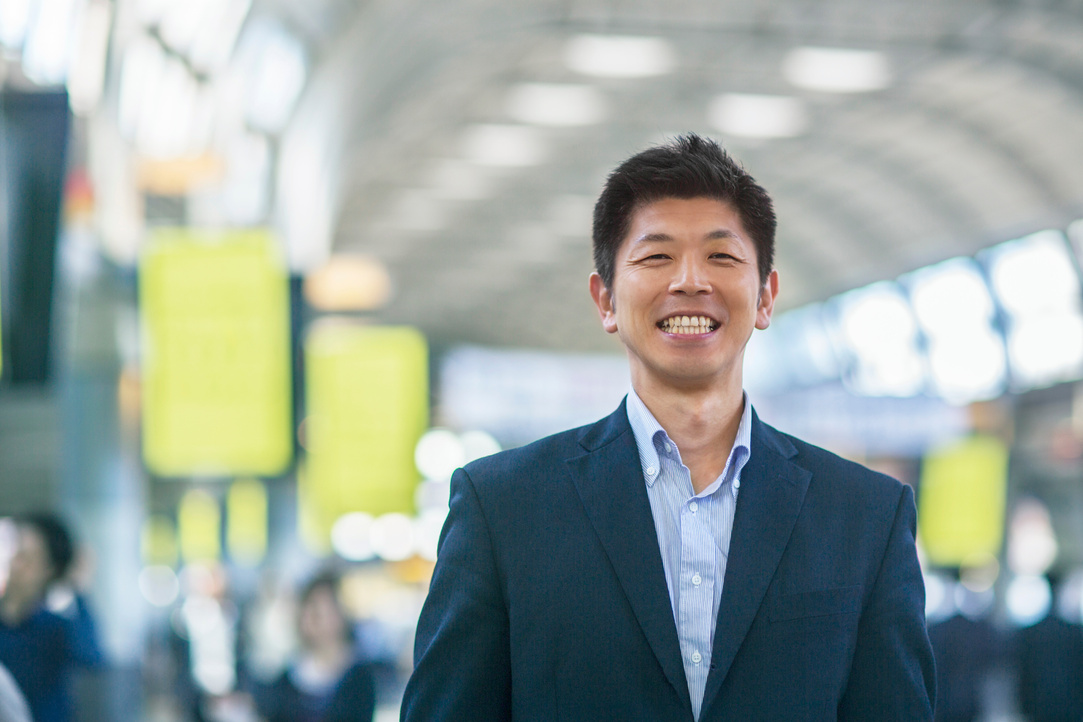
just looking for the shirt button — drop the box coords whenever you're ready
[646,466,656,476]
[691,651,702,664]
[733,479,740,489]
[692,574,702,586]
[689,501,698,513]
[664,442,672,454]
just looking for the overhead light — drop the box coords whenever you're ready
[67,0,112,115]
[708,93,808,139]
[240,21,307,134]
[189,0,250,73]
[835,282,925,397]
[414,429,466,482]
[136,54,202,158]
[907,258,995,337]
[303,255,392,311]
[985,229,1081,316]
[506,83,606,126]
[159,0,215,56]
[783,47,891,93]
[461,123,546,167]
[136,0,170,27]
[218,131,270,224]
[22,0,81,85]
[983,230,1083,389]
[564,34,676,78]
[906,258,1005,403]
[370,513,415,562]
[1005,316,1083,389]
[330,512,375,562]
[119,35,166,141]
[0,0,33,50]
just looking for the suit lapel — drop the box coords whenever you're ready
[701,414,811,714]
[566,401,692,713]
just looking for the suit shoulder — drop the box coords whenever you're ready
[459,422,593,488]
[770,423,906,498]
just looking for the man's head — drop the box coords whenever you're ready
[592,133,776,291]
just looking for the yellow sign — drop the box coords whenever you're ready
[141,514,179,567]
[178,489,221,563]
[227,478,267,566]
[140,229,292,476]
[303,323,428,547]
[918,434,1008,566]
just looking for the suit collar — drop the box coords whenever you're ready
[569,401,693,715]
[701,412,811,716]
[571,403,811,720]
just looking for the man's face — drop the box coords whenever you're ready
[589,196,778,393]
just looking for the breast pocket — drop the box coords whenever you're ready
[767,585,862,623]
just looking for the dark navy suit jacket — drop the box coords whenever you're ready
[402,401,936,721]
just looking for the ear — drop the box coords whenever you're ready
[589,272,619,334]
[755,269,779,330]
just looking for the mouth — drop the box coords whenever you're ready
[657,314,718,335]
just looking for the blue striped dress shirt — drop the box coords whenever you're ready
[625,389,753,721]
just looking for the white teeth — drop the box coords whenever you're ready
[661,315,715,334]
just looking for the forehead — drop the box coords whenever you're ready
[622,196,749,246]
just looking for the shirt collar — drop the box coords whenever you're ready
[626,387,753,488]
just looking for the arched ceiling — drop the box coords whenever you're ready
[285,0,1083,353]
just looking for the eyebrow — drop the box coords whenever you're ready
[633,229,740,244]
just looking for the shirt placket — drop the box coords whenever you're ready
[678,490,716,715]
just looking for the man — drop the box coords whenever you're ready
[402,134,935,720]
[0,514,103,722]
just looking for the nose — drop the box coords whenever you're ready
[669,256,711,295]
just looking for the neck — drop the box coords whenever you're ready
[305,640,351,671]
[632,374,745,494]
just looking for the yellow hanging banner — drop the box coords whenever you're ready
[303,323,428,546]
[178,489,221,563]
[918,434,1009,566]
[226,478,268,566]
[140,228,292,476]
[141,514,179,567]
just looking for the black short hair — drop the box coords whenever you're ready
[20,513,75,582]
[592,133,776,289]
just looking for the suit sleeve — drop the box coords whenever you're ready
[838,484,936,720]
[400,467,512,722]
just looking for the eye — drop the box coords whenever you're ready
[710,252,738,261]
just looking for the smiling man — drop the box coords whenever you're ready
[402,134,936,721]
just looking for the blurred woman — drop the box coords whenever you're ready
[255,573,375,722]
[0,514,103,722]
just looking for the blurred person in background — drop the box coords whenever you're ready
[0,513,103,722]
[1014,570,1083,722]
[403,134,935,721]
[253,572,375,722]
[928,569,1000,722]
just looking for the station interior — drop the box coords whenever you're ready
[2,0,1083,720]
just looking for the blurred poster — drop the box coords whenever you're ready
[140,228,292,476]
[918,434,1008,566]
[303,323,428,542]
